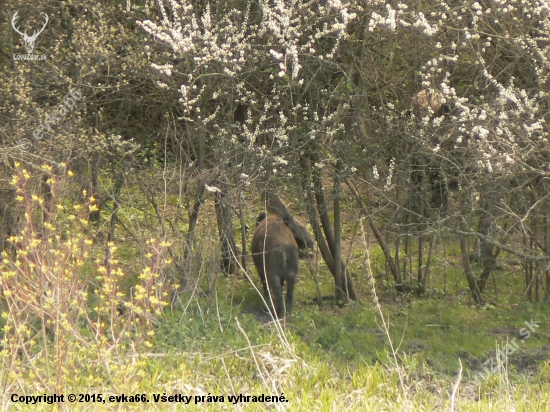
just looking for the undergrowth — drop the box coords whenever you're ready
[0,167,548,411]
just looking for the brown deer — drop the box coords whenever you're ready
[251,214,299,318]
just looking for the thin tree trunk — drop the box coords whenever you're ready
[443,244,448,295]
[478,247,501,292]
[422,234,436,292]
[263,190,314,250]
[105,171,124,273]
[459,218,483,304]
[333,161,344,301]
[403,233,408,283]
[527,227,535,302]
[0,187,15,253]
[545,215,550,302]
[370,216,403,289]
[107,172,124,244]
[302,175,341,280]
[476,187,501,292]
[417,233,424,294]
[310,154,336,254]
[345,179,403,289]
[239,205,247,273]
[411,158,423,291]
[408,234,412,283]
[184,183,204,261]
[534,217,539,302]
[214,182,238,275]
[185,127,206,264]
[300,156,356,300]
[395,185,401,283]
[527,230,534,301]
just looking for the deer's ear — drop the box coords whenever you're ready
[256,212,267,225]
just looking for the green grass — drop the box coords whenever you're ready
[4,250,550,411]
[114,262,549,411]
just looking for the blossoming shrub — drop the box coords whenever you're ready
[0,163,171,395]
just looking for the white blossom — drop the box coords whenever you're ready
[205,184,221,193]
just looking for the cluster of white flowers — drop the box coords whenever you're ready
[367,0,550,175]
[150,63,173,77]
[384,158,395,191]
[139,0,357,172]
[369,4,441,36]
[138,0,550,188]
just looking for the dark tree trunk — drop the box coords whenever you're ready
[459,219,483,304]
[185,128,206,263]
[239,205,247,273]
[299,155,357,301]
[421,235,436,292]
[475,178,505,292]
[263,190,314,251]
[41,173,53,225]
[345,179,403,289]
[0,181,16,253]
[525,231,533,301]
[545,215,550,302]
[184,183,204,261]
[534,218,539,302]
[410,157,425,294]
[410,158,424,220]
[429,165,448,215]
[476,206,498,292]
[333,161,345,300]
[417,233,424,294]
[394,187,401,285]
[310,156,356,301]
[214,182,238,275]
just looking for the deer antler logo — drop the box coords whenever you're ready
[11,11,49,54]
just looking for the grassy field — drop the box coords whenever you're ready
[138,262,549,411]
[8,256,549,411]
